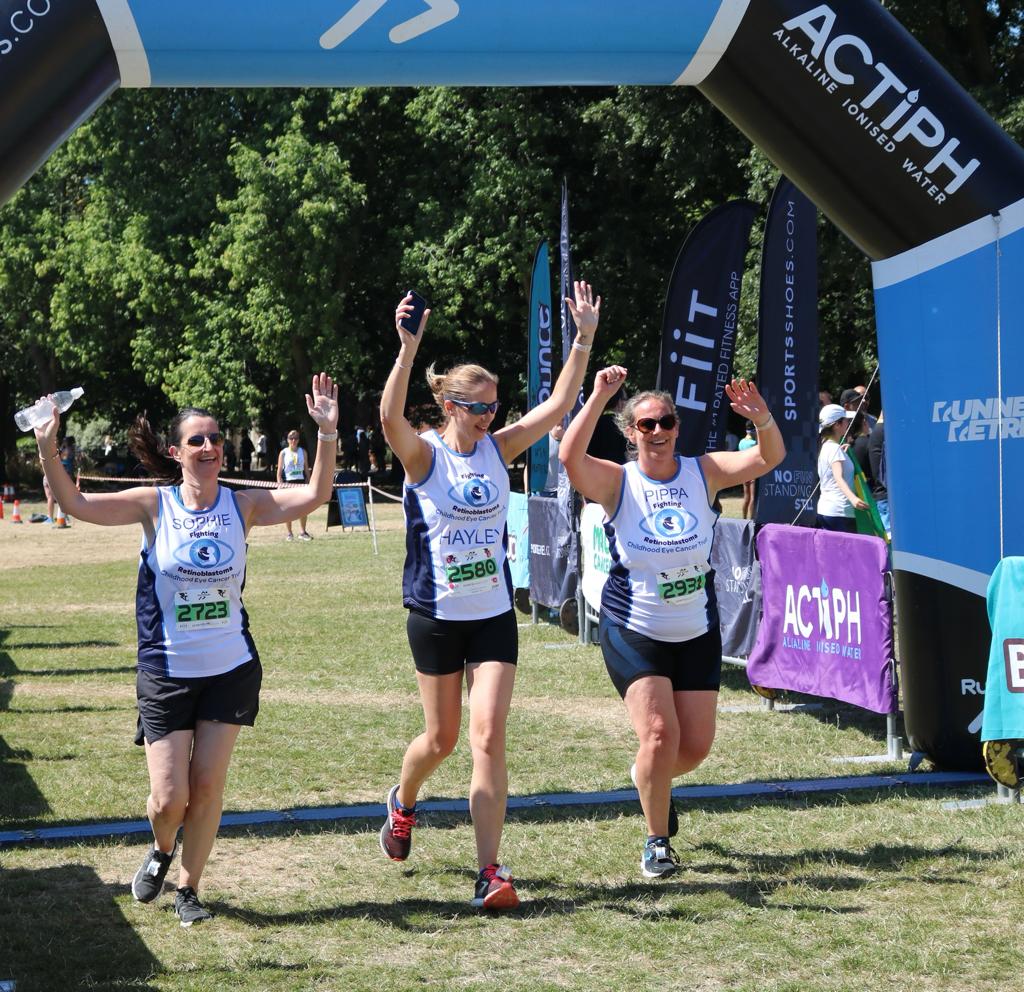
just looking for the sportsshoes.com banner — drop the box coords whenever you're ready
[747,524,896,714]
[755,176,819,526]
[657,200,757,456]
[527,240,553,493]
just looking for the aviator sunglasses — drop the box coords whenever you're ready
[446,397,500,416]
[183,432,225,448]
[633,414,679,434]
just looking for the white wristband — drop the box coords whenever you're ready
[317,431,338,442]
[572,340,592,353]
[395,358,414,369]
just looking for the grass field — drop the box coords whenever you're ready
[0,495,1015,992]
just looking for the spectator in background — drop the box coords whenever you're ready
[256,431,267,470]
[818,389,833,409]
[357,426,371,477]
[43,436,78,525]
[544,423,564,494]
[341,428,358,472]
[868,412,890,536]
[816,404,867,532]
[277,430,313,541]
[369,425,387,475]
[738,421,758,518]
[223,435,237,474]
[586,389,629,465]
[239,433,255,474]
[841,387,877,430]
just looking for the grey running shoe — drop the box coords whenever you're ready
[380,784,416,861]
[642,838,680,879]
[630,762,678,838]
[174,886,213,927]
[131,843,176,903]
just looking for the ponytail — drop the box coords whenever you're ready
[128,407,216,482]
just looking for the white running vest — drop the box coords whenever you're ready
[403,431,512,620]
[136,486,256,677]
[281,446,306,481]
[601,456,719,642]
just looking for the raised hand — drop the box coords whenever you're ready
[32,395,60,450]
[725,378,770,425]
[565,280,601,341]
[593,365,628,401]
[306,373,340,431]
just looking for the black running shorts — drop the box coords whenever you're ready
[406,608,519,676]
[134,656,262,746]
[599,616,722,699]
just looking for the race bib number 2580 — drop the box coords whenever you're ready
[444,549,500,597]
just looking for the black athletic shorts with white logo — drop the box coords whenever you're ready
[407,608,518,676]
[134,656,262,746]
[599,615,722,699]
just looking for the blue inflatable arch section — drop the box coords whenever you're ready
[3,0,1023,769]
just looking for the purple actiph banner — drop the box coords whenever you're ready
[747,524,895,715]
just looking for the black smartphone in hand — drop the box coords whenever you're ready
[399,290,430,335]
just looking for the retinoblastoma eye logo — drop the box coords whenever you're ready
[641,507,697,540]
[173,539,235,569]
[449,478,499,509]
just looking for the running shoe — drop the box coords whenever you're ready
[630,762,678,838]
[379,784,416,861]
[471,864,520,910]
[174,886,213,927]
[641,838,680,879]
[285,533,295,542]
[299,532,313,541]
[131,842,176,903]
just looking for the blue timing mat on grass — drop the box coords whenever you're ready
[0,771,988,846]
[981,557,1024,741]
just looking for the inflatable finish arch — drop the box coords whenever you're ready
[3,0,1023,768]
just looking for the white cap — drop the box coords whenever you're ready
[71,387,85,399]
[819,403,854,429]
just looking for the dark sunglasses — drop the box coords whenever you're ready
[184,432,225,448]
[633,414,679,434]
[447,397,499,416]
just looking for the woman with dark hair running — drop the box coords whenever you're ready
[32,374,339,926]
[379,284,599,910]
[559,367,784,878]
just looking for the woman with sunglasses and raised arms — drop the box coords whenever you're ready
[379,284,600,910]
[32,374,339,926]
[559,367,784,879]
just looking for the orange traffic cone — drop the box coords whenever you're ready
[54,504,68,529]
[10,499,23,524]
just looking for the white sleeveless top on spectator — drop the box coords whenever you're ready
[281,446,306,481]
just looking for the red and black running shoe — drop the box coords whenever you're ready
[379,784,417,861]
[471,864,520,911]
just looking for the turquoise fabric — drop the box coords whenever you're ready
[981,557,1024,741]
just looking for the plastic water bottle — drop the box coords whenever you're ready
[14,387,85,432]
